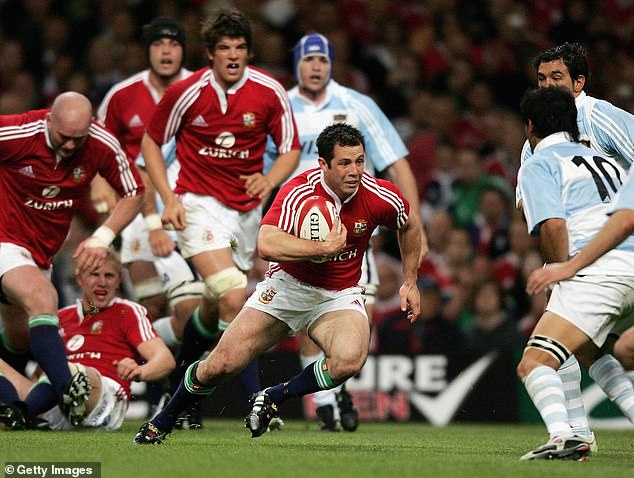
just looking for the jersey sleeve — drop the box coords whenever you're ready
[121,302,156,348]
[261,177,304,232]
[591,100,634,165]
[146,84,183,146]
[518,158,564,236]
[93,124,144,198]
[515,140,533,206]
[136,137,177,168]
[368,177,410,230]
[264,85,300,155]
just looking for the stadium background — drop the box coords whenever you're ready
[1,0,633,426]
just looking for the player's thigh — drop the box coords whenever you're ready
[126,260,159,284]
[190,248,235,278]
[530,310,592,355]
[298,328,322,356]
[2,266,57,314]
[202,307,289,374]
[309,310,370,362]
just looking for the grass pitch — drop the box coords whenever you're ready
[1,420,632,478]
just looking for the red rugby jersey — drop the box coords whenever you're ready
[58,298,156,399]
[147,66,300,212]
[0,109,143,267]
[262,168,409,290]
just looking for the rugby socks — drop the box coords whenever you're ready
[236,359,261,397]
[153,361,214,431]
[28,314,71,401]
[589,354,634,423]
[301,352,340,418]
[557,356,592,437]
[153,317,180,348]
[24,381,57,418]
[524,366,573,438]
[0,373,19,402]
[266,358,336,405]
[169,307,218,390]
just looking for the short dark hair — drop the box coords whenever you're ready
[316,123,365,166]
[520,86,579,142]
[201,10,252,52]
[533,42,590,83]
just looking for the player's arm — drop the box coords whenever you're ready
[527,209,634,294]
[537,218,568,264]
[141,133,186,230]
[383,158,429,263]
[241,149,300,200]
[396,212,422,323]
[114,337,176,382]
[74,189,143,275]
[137,167,175,257]
[257,221,346,263]
[90,174,118,214]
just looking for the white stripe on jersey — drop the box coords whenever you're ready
[277,171,322,231]
[249,70,295,154]
[164,71,208,143]
[592,108,634,160]
[112,298,155,342]
[89,124,139,195]
[361,175,408,227]
[348,95,397,162]
[0,120,45,141]
[96,71,148,122]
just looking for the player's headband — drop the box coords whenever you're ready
[293,33,334,83]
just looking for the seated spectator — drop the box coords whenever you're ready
[0,249,175,431]
[463,280,524,356]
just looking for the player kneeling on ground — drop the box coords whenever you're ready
[133,123,422,444]
[0,249,175,431]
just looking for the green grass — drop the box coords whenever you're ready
[1,420,633,478]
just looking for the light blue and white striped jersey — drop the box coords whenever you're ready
[612,168,634,212]
[516,91,634,205]
[263,80,408,179]
[518,132,634,275]
[136,138,180,215]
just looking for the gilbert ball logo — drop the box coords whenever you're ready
[42,185,61,198]
[215,132,235,148]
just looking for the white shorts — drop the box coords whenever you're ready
[120,214,198,292]
[176,193,261,271]
[245,269,367,334]
[0,243,52,278]
[547,275,634,347]
[43,373,128,431]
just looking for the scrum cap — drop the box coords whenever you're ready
[143,17,186,52]
[293,33,334,83]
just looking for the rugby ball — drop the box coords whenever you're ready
[293,195,338,242]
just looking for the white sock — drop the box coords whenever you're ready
[525,366,573,438]
[301,351,339,419]
[589,354,634,424]
[153,317,180,348]
[558,356,591,436]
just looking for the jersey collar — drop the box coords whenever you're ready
[319,169,359,209]
[575,90,587,109]
[209,67,250,114]
[294,80,335,111]
[533,131,573,153]
[43,121,64,165]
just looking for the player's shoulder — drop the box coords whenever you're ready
[106,71,148,96]
[360,173,402,197]
[87,121,124,152]
[109,298,149,319]
[58,303,79,320]
[246,66,287,92]
[0,109,48,129]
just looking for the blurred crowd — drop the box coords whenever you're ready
[2,0,633,356]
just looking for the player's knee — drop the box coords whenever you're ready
[203,267,247,303]
[330,351,367,382]
[166,280,204,309]
[518,335,570,379]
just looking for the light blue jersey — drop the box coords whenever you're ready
[517,91,634,205]
[136,138,180,215]
[612,168,634,212]
[519,132,634,275]
[263,80,408,178]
